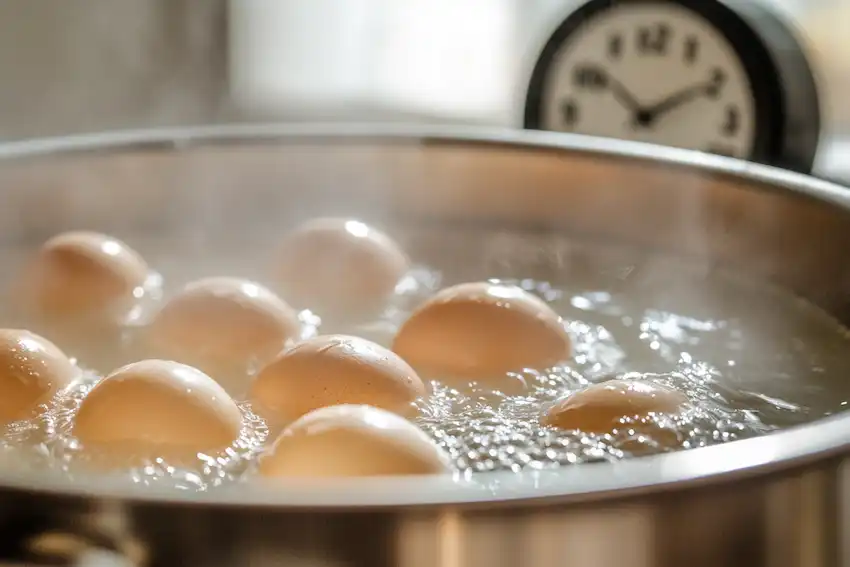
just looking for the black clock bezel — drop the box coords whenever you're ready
[523,0,821,173]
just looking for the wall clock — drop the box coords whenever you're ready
[524,0,821,172]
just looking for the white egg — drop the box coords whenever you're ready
[259,404,453,477]
[275,218,409,320]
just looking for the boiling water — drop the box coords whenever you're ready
[3,225,850,491]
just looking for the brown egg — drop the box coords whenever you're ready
[251,334,426,425]
[542,379,687,435]
[146,278,301,389]
[73,359,242,461]
[392,282,571,383]
[259,404,453,478]
[21,231,149,321]
[275,218,409,319]
[0,329,78,423]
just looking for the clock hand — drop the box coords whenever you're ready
[603,74,644,114]
[638,73,724,125]
[641,84,711,122]
[572,64,646,124]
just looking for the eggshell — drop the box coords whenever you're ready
[392,282,571,381]
[21,231,149,320]
[259,404,453,477]
[542,379,687,435]
[73,359,242,460]
[146,277,301,386]
[251,334,426,424]
[275,218,409,319]
[0,329,77,422]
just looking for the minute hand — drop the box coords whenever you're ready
[640,82,714,125]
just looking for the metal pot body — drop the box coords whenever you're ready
[0,127,846,567]
[0,462,843,567]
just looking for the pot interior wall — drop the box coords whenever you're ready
[0,135,847,325]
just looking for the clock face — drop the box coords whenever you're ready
[538,2,757,158]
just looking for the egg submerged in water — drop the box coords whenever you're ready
[274,218,409,321]
[19,231,150,323]
[73,359,242,464]
[12,231,153,371]
[259,404,453,478]
[251,334,426,425]
[393,282,572,390]
[146,277,301,394]
[0,329,78,423]
[542,378,687,444]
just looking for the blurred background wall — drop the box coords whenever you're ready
[0,0,846,175]
[0,0,229,137]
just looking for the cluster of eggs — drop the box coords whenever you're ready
[0,219,689,479]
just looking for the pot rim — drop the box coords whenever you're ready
[2,123,849,509]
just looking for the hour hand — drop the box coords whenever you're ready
[573,64,643,113]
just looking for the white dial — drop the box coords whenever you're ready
[540,3,757,158]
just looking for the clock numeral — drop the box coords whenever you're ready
[684,36,699,64]
[560,99,579,128]
[608,34,623,60]
[573,64,608,89]
[706,144,737,157]
[722,105,740,137]
[636,23,671,55]
[707,68,726,99]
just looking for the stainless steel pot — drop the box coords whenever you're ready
[0,125,848,567]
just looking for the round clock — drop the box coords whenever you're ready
[524,0,822,173]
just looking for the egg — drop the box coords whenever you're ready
[73,359,242,461]
[251,334,426,424]
[275,218,409,319]
[0,329,78,423]
[542,379,687,435]
[146,277,301,391]
[392,282,571,385]
[20,231,149,322]
[259,404,453,477]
